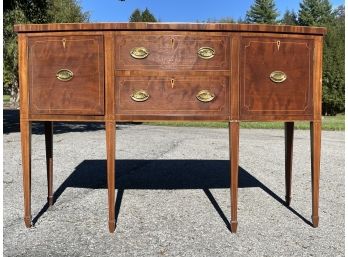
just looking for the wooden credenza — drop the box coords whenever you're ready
[14,22,326,233]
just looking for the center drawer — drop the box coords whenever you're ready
[115,32,230,70]
[115,76,230,117]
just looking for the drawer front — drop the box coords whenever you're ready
[115,33,230,70]
[240,36,313,119]
[115,76,229,116]
[28,35,104,115]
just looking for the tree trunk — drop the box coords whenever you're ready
[10,81,20,109]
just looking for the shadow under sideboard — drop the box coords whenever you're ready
[31,159,312,230]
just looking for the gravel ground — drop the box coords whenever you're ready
[3,124,345,257]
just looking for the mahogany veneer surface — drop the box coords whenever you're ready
[15,22,325,234]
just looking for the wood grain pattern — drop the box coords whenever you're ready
[18,34,32,228]
[15,23,324,233]
[115,76,230,117]
[240,35,314,120]
[115,32,230,70]
[14,22,327,35]
[230,34,240,120]
[313,37,323,121]
[310,121,321,227]
[229,121,239,233]
[18,34,29,120]
[28,35,104,115]
[106,121,116,233]
[104,32,116,120]
[20,120,32,228]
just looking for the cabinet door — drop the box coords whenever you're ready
[28,35,104,115]
[240,36,313,120]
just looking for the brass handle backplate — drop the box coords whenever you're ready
[196,90,215,102]
[130,47,149,59]
[197,47,215,59]
[131,90,149,102]
[56,69,73,82]
[270,71,287,83]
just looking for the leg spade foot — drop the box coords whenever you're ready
[310,121,321,229]
[312,216,319,228]
[229,121,239,234]
[106,121,116,233]
[230,221,238,233]
[108,220,116,233]
[24,216,32,228]
[47,196,54,206]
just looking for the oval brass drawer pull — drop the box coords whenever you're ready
[197,47,215,59]
[270,71,287,83]
[56,69,73,82]
[196,90,215,102]
[131,90,150,102]
[130,47,149,59]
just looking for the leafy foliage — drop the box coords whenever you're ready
[129,9,142,22]
[48,0,90,23]
[245,0,279,24]
[297,1,344,115]
[3,0,89,105]
[129,8,157,22]
[281,9,298,25]
[298,0,334,26]
[321,6,345,115]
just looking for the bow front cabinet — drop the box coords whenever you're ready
[14,22,326,233]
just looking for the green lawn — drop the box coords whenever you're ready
[144,114,345,131]
[3,95,10,102]
[3,93,343,130]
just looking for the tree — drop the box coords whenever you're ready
[3,0,89,106]
[298,0,334,26]
[141,8,157,22]
[218,17,235,23]
[298,1,344,115]
[47,0,89,23]
[281,9,298,25]
[3,7,27,105]
[321,5,345,115]
[129,8,157,22]
[129,8,142,22]
[245,0,279,24]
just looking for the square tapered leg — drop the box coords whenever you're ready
[229,121,239,233]
[106,121,116,232]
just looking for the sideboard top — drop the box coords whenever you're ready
[14,22,326,35]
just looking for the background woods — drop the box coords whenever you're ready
[3,0,345,115]
[3,0,89,107]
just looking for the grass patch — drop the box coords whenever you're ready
[144,114,345,131]
[3,95,10,103]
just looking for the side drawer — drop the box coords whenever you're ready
[240,35,314,119]
[28,35,104,115]
[115,76,230,117]
[115,32,230,71]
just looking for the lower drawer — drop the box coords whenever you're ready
[115,76,230,117]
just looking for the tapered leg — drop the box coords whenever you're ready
[310,121,321,227]
[20,119,32,228]
[106,121,116,233]
[285,122,294,206]
[45,122,54,206]
[229,121,239,233]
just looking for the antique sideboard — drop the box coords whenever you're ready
[14,22,326,233]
